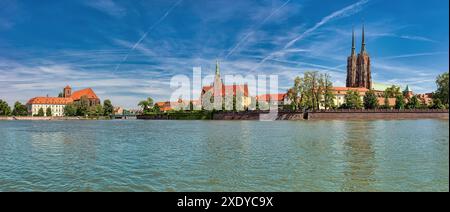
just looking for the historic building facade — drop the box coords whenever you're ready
[63,85,101,106]
[27,97,73,116]
[27,85,100,116]
[346,26,372,90]
[201,61,252,110]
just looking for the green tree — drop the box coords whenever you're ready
[363,90,379,109]
[343,90,362,109]
[46,107,52,117]
[395,95,405,109]
[430,98,445,109]
[419,98,428,109]
[406,95,420,109]
[138,100,149,112]
[189,101,194,111]
[290,71,323,110]
[153,103,161,113]
[76,96,90,116]
[87,106,96,117]
[319,73,335,110]
[12,101,28,116]
[58,92,64,97]
[384,85,402,98]
[288,77,303,110]
[434,72,449,105]
[147,97,154,108]
[64,104,77,116]
[0,100,11,116]
[286,88,298,111]
[103,99,113,116]
[138,97,154,113]
[305,71,321,110]
[255,97,260,110]
[37,108,45,116]
[95,104,104,117]
[290,72,337,110]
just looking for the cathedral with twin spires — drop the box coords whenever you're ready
[346,25,372,90]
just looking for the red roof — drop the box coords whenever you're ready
[155,100,201,112]
[257,93,286,102]
[155,102,167,107]
[27,97,73,105]
[70,88,99,101]
[333,87,369,92]
[154,102,172,112]
[27,86,99,105]
[202,84,249,97]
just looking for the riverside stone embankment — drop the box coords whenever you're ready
[137,109,448,120]
[0,116,107,121]
[306,109,449,120]
[3,110,447,121]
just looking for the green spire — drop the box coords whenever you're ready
[361,24,366,53]
[215,59,220,76]
[404,85,412,92]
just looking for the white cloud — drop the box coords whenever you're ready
[84,0,126,17]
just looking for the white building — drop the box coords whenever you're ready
[27,97,73,116]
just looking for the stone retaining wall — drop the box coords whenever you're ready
[0,116,101,121]
[212,112,304,120]
[307,110,449,120]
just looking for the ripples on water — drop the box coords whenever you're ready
[0,120,448,191]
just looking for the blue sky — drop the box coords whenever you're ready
[0,0,448,108]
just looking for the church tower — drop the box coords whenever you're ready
[213,60,223,95]
[63,85,72,98]
[356,25,372,89]
[346,27,357,87]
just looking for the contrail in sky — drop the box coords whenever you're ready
[224,0,291,59]
[251,0,370,72]
[114,0,183,71]
[284,0,369,49]
[377,51,448,60]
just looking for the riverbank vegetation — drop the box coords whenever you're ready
[0,99,11,116]
[0,97,114,119]
[63,97,114,118]
[287,71,336,111]
[286,71,449,111]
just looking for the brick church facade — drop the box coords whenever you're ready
[346,25,372,90]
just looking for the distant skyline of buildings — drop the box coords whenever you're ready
[27,85,100,116]
[15,25,441,113]
[0,1,448,109]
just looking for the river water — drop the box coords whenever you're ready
[0,119,448,191]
